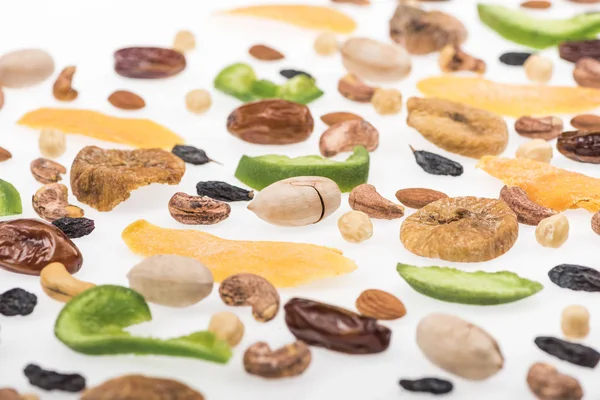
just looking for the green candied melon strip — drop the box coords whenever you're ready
[397,263,543,305]
[478,4,600,49]
[0,179,22,217]
[54,285,231,363]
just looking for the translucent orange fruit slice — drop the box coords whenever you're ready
[18,108,184,149]
[122,220,358,288]
[477,156,600,212]
[222,5,356,34]
[418,76,600,117]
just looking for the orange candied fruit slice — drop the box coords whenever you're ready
[121,220,358,288]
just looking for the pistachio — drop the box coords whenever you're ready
[168,192,231,225]
[52,66,78,102]
[340,38,412,82]
[527,363,583,400]
[571,114,600,131]
[244,341,311,379]
[573,57,600,88]
[319,120,379,157]
[248,177,341,227]
[349,184,404,219]
[500,186,556,226]
[219,273,280,322]
[40,262,95,302]
[338,73,377,103]
[30,158,66,184]
[208,312,245,347]
[515,116,563,140]
[32,183,84,222]
[320,111,362,126]
[438,45,485,74]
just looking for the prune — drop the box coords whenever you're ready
[0,288,37,316]
[535,336,600,368]
[280,69,313,79]
[24,364,86,392]
[172,145,213,165]
[499,52,532,66]
[410,146,464,176]
[114,47,186,79]
[52,217,95,239]
[557,131,600,164]
[399,378,453,395]
[548,264,600,292]
[196,181,254,202]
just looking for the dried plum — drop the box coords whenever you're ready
[24,364,86,392]
[499,52,532,66]
[0,288,37,316]
[399,378,453,395]
[548,264,600,292]
[557,131,600,164]
[535,336,600,368]
[280,69,313,79]
[196,181,253,202]
[410,146,464,176]
[172,145,215,166]
[52,217,95,239]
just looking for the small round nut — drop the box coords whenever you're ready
[515,139,553,163]
[314,32,339,56]
[561,305,590,339]
[208,311,244,347]
[524,54,553,84]
[173,30,196,53]
[338,210,373,243]
[39,128,66,158]
[185,89,212,114]
[219,273,280,322]
[371,88,402,115]
[536,214,569,248]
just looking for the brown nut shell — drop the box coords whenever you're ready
[515,116,563,140]
[527,363,583,400]
[168,192,230,225]
[319,119,379,157]
[349,184,404,219]
[592,211,600,235]
[338,73,377,102]
[560,40,600,63]
[108,90,146,110]
[356,289,406,320]
[243,341,311,379]
[114,47,186,79]
[80,375,204,400]
[30,158,66,184]
[557,130,600,163]
[500,186,556,226]
[219,273,280,322]
[395,188,448,209]
[32,183,84,222]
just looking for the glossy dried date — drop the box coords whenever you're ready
[196,181,254,202]
[114,47,186,79]
[284,297,391,354]
[399,378,453,395]
[535,336,600,368]
[0,219,83,275]
[557,130,600,163]
[560,40,600,63]
[410,146,464,176]
[548,264,600,292]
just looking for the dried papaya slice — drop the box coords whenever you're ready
[477,156,600,212]
[221,5,356,34]
[417,76,600,117]
[122,220,357,288]
[18,108,184,149]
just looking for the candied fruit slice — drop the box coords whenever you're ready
[122,220,357,288]
[417,76,600,117]
[477,156,600,212]
[18,108,184,149]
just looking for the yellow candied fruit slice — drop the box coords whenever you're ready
[122,220,358,288]
[222,5,356,34]
[418,76,600,117]
[477,156,600,212]
[18,108,184,149]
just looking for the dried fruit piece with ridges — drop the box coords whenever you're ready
[244,341,311,378]
[500,186,556,226]
[196,181,253,202]
[173,145,215,166]
[395,188,448,209]
[249,44,284,61]
[30,158,66,184]
[114,47,186,79]
[356,289,406,320]
[80,375,205,400]
[499,52,532,66]
[52,217,95,239]
[560,40,600,63]
[108,90,145,110]
[399,378,453,395]
[0,288,37,316]
[168,193,230,225]
[557,130,600,163]
[23,364,85,392]
[319,119,378,157]
[515,116,563,140]
[320,112,362,126]
[400,197,518,262]
[349,184,404,219]
[438,45,485,74]
[535,336,600,368]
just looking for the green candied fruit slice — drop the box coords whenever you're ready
[277,75,324,105]
[0,179,22,217]
[251,79,280,99]
[214,63,257,102]
[235,146,369,192]
[397,263,543,305]
[54,285,231,363]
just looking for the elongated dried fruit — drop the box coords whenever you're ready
[348,184,404,219]
[172,145,214,165]
[114,47,186,79]
[81,375,205,400]
[535,336,600,368]
[557,130,600,163]
[410,146,463,176]
[500,186,556,225]
[196,181,253,202]
[399,378,453,395]
[52,217,95,239]
[548,264,600,292]
[395,188,448,209]
[24,364,85,392]
[280,69,312,79]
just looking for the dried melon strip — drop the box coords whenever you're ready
[418,76,600,117]
[122,220,358,288]
[477,156,600,212]
[18,108,184,149]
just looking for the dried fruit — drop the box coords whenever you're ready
[52,217,95,239]
[0,288,37,316]
[0,219,83,276]
[123,220,357,287]
[348,184,404,219]
[114,47,186,79]
[319,119,379,157]
[196,181,253,202]
[536,214,569,248]
[52,66,78,101]
[223,5,357,34]
[561,305,590,339]
[395,188,447,209]
[341,37,411,82]
[169,193,230,225]
[390,5,467,55]
[571,114,600,131]
[417,76,600,116]
[371,88,402,115]
[527,363,583,400]
[407,97,508,158]
[172,145,215,165]
[220,273,279,322]
[39,128,66,158]
[248,177,341,227]
[0,179,22,217]
[573,57,600,88]
[557,130,600,163]
[416,313,504,380]
[0,49,54,88]
[560,39,600,63]
[285,298,391,354]
[525,54,554,84]
[338,73,377,102]
[314,32,338,56]
[401,197,518,262]
[244,341,311,379]
[227,99,313,145]
[249,44,284,61]
[128,255,213,307]
[410,146,464,176]
[173,30,196,53]
[338,211,373,243]
[24,364,85,392]
[30,158,66,184]
[548,264,600,292]
[0,146,11,162]
[280,69,312,79]
[320,112,362,126]
[499,186,556,226]
[521,0,552,9]
[438,45,485,74]
[499,52,532,66]
[108,90,145,110]
[399,378,453,395]
[516,139,553,163]
[355,289,406,320]
[397,263,543,305]
[535,336,600,368]
[71,146,185,211]
[32,183,84,222]
[515,116,563,140]
[40,262,95,302]
[185,89,211,114]
[208,312,244,347]
[81,375,204,400]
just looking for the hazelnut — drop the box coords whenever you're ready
[185,89,212,114]
[173,30,196,53]
[573,57,600,88]
[515,139,553,163]
[39,128,66,158]
[371,88,402,115]
[338,210,373,243]
[314,32,339,56]
[524,54,553,84]
[438,45,485,74]
[536,214,569,248]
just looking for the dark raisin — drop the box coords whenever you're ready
[52,217,95,239]
[196,181,254,202]
[548,264,600,292]
[24,364,86,392]
[410,146,464,176]
[0,288,37,316]
[280,69,313,79]
[399,378,453,395]
[499,52,533,66]
[534,336,600,368]
[172,145,217,165]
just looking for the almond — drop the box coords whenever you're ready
[571,114,600,131]
[520,0,551,9]
[356,289,406,320]
[338,73,377,102]
[395,188,448,209]
[108,90,146,110]
[248,44,284,61]
[0,146,11,162]
[320,112,362,126]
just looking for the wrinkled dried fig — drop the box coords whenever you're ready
[32,183,84,222]
[80,375,205,400]
[341,37,412,82]
[338,73,377,102]
[349,184,404,219]
[319,120,379,157]
[30,158,66,184]
[438,45,485,74]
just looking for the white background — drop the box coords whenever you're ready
[1,0,600,398]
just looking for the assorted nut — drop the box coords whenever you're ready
[320,111,362,126]
[249,44,285,61]
[571,114,600,131]
[168,192,231,225]
[52,66,78,101]
[185,89,212,114]
[0,146,11,162]
[40,262,95,302]
[208,312,245,347]
[573,57,600,88]
[521,0,552,9]
[395,188,448,209]
[524,54,554,84]
[319,119,379,157]
[39,128,66,158]
[314,32,339,56]
[438,45,485,74]
[356,289,406,320]
[244,341,311,379]
[0,49,55,88]
[32,183,84,222]
[338,73,377,102]
[371,88,403,115]
[30,158,66,184]
[516,139,553,163]
[349,184,404,219]
[341,37,411,82]
[108,90,145,110]
[173,30,196,53]
[515,116,563,140]
[338,210,373,243]
[219,273,280,322]
[536,214,569,248]
[527,363,583,400]
[561,305,590,339]
[500,186,556,226]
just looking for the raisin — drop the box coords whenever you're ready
[172,145,215,165]
[52,217,95,239]
[548,264,600,292]
[24,364,86,392]
[410,146,464,176]
[0,288,37,316]
[399,378,454,395]
[280,69,313,79]
[499,52,533,66]
[196,181,254,202]
[534,336,600,368]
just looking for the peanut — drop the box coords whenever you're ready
[524,54,553,84]
[40,262,95,302]
[208,312,245,347]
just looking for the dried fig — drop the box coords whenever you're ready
[319,120,379,157]
[400,197,518,262]
[340,37,411,82]
[81,375,204,400]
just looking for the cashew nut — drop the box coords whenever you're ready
[32,183,84,222]
[319,119,379,157]
[40,262,95,302]
[219,273,280,322]
[208,311,245,347]
[243,341,311,379]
